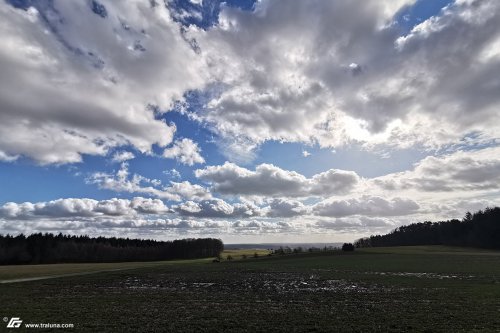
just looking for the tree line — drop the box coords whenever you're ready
[0,233,224,265]
[272,245,338,255]
[355,207,500,249]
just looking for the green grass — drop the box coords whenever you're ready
[0,249,269,281]
[360,245,500,255]
[1,246,499,332]
[221,248,271,260]
[0,258,214,281]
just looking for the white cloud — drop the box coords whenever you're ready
[195,162,359,197]
[313,196,420,218]
[316,216,394,231]
[265,198,309,218]
[184,0,500,159]
[163,168,181,179]
[174,199,234,218]
[308,169,361,196]
[129,197,170,214]
[0,151,18,162]
[2,0,500,242]
[168,181,212,201]
[163,138,205,165]
[372,146,500,193]
[0,197,169,219]
[2,0,499,166]
[111,151,135,163]
[88,163,211,201]
[0,1,207,164]
[174,198,263,218]
[231,220,294,234]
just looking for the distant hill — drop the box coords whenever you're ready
[356,207,500,249]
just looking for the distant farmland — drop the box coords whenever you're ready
[1,246,499,332]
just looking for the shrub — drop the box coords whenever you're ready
[342,243,355,252]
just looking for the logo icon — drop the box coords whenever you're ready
[6,317,22,328]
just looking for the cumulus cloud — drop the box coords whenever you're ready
[424,198,500,220]
[0,197,169,219]
[0,1,207,164]
[316,216,394,231]
[184,0,500,158]
[175,199,234,218]
[174,198,262,218]
[373,146,500,193]
[313,196,420,218]
[265,199,309,218]
[0,196,380,238]
[2,0,500,165]
[129,197,170,214]
[163,138,205,165]
[111,151,135,163]
[168,181,212,201]
[3,0,500,241]
[88,163,211,201]
[195,162,359,197]
[232,220,294,233]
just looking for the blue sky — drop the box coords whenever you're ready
[1,0,499,243]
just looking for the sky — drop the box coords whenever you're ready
[1,0,500,243]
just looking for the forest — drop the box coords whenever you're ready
[0,233,224,265]
[355,207,500,249]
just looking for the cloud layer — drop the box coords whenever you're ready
[2,0,500,241]
[195,162,359,197]
[0,197,168,219]
[2,0,500,164]
[88,163,211,201]
[372,146,500,193]
[187,0,500,158]
[0,1,206,164]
